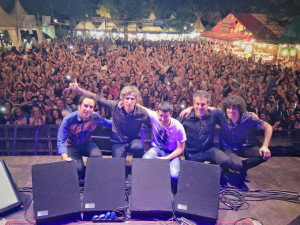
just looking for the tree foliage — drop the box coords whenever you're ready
[1,0,299,30]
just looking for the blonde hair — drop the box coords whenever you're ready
[119,86,141,102]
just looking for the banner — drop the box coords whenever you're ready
[42,16,51,27]
[22,15,36,28]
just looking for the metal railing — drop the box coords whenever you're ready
[0,125,299,156]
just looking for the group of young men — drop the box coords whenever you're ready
[57,82,272,189]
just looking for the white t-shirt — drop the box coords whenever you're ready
[145,108,186,151]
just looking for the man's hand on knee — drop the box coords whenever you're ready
[259,146,271,160]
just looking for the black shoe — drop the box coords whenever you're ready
[220,174,229,186]
[237,182,249,191]
[240,170,250,183]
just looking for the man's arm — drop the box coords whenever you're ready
[179,106,216,118]
[68,80,115,110]
[57,117,71,161]
[259,122,273,160]
[96,113,112,128]
[156,142,185,160]
[68,80,97,99]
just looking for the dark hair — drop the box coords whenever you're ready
[51,109,63,121]
[158,101,173,113]
[193,90,211,103]
[79,96,96,105]
[221,95,247,116]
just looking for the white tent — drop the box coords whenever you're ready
[0,6,20,49]
[10,0,29,27]
[194,17,205,33]
[8,0,55,47]
[142,11,163,33]
[9,0,45,45]
[97,21,118,31]
[127,23,140,32]
[74,21,96,30]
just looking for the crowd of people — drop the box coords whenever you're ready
[0,37,300,130]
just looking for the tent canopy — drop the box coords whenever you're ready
[0,7,17,29]
[10,0,30,27]
[201,30,250,42]
[74,21,96,30]
[202,13,287,42]
[142,11,163,33]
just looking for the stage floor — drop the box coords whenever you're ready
[0,156,299,225]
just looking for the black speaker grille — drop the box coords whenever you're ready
[131,159,173,214]
[83,158,126,212]
[32,161,81,224]
[175,161,221,222]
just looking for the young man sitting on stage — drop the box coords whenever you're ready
[141,102,186,188]
[219,95,273,186]
[57,96,112,182]
[68,81,151,159]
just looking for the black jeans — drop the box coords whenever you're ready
[68,141,102,179]
[222,146,265,172]
[184,146,231,170]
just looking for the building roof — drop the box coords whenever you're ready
[0,7,17,29]
[202,13,287,42]
[201,30,250,42]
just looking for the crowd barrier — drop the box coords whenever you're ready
[0,125,299,156]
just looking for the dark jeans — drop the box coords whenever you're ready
[222,146,265,172]
[184,146,231,170]
[112,139,144,158]
[68,141,102,179]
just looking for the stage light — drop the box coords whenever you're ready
[258,44,262,47]
[268,45,273,49]
[245,45,252,52]
[281,49,289,57]
[54,19,58,23]
[290,48,297,57]
[262,44,266,48]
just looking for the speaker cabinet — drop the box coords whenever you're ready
[32,161,81,224]
[131,159,173,218]
[174,161,221,222]
[83,158,126,217]
[0,160,22,215]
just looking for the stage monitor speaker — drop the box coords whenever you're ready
[0,160,23,215]
[174,161,221,222]
[83,158,126,216]
[32,161,81,224]
[131,159,173,218]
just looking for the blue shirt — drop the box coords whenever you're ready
[57,111,112,155]
[220,112,264,149]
